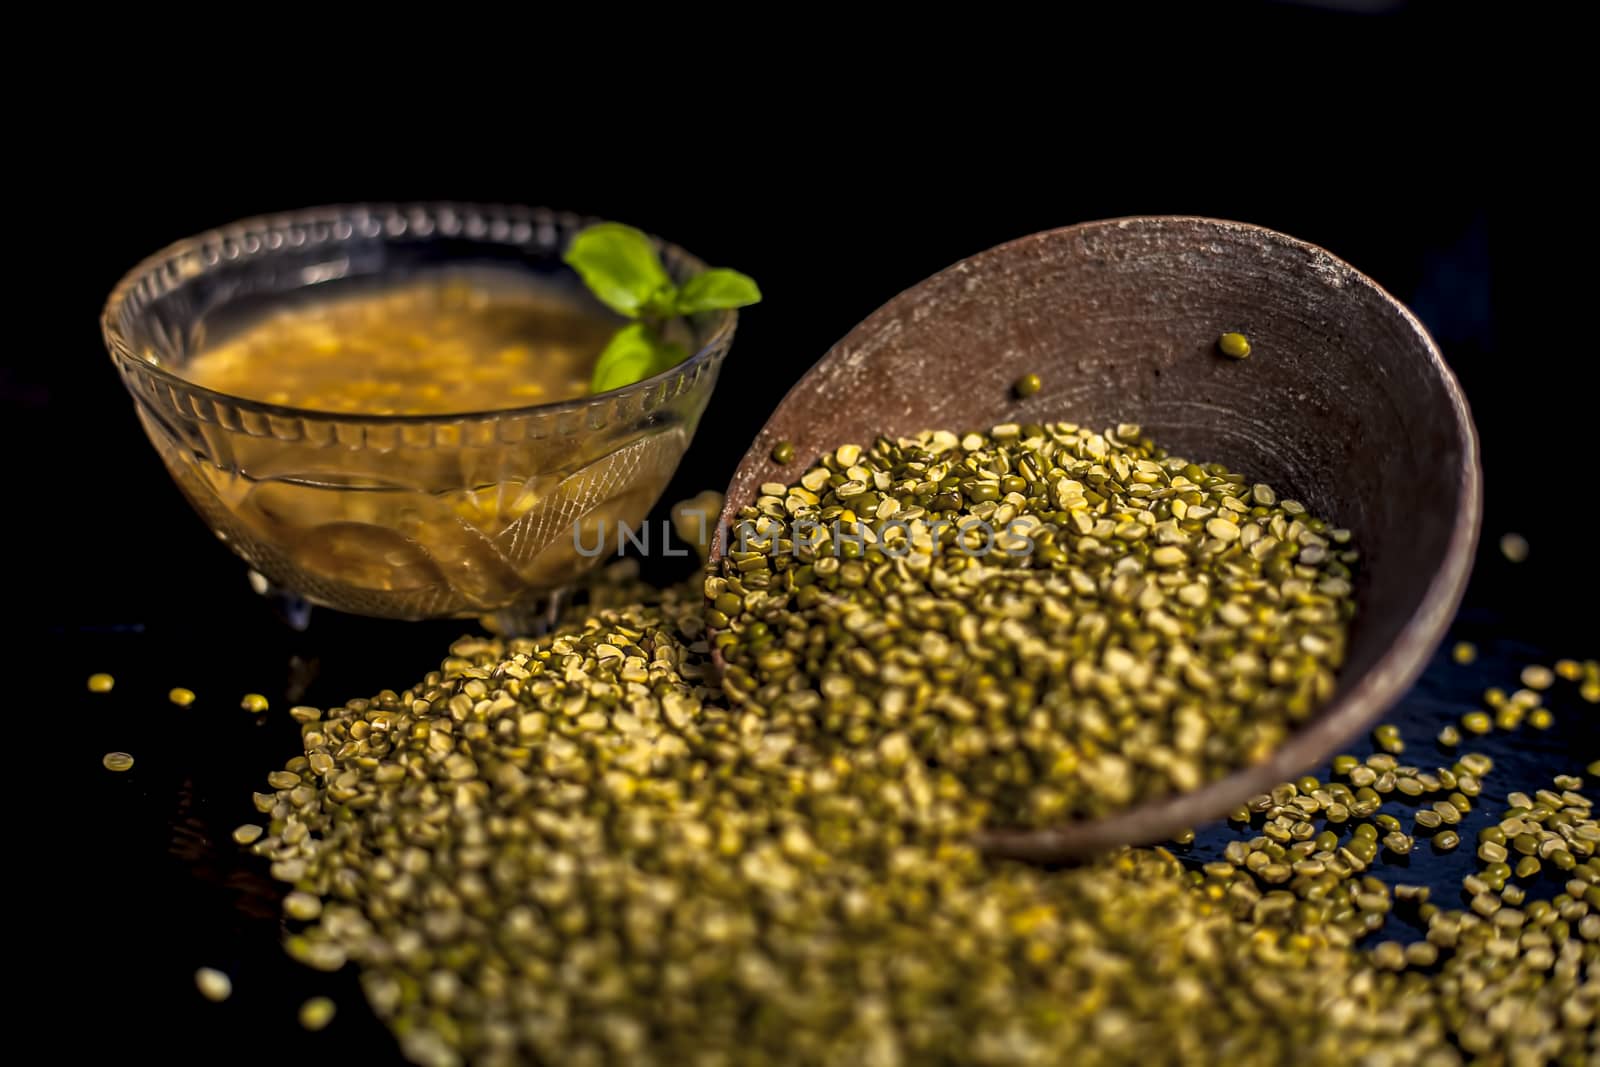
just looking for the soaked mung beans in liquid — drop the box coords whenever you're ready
[183,270,616,415]
[169,271,683,608]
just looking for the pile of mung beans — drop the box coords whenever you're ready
[229,431,1598,1066]
[717,424,1356,822]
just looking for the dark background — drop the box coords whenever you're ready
[15,2,1596,1061]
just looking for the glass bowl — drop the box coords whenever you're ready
[102,203,736,623]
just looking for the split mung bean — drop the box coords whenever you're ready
[217,485,1596,1066]
[717,423,1357,823]
[299,997,337,1031]
[194,967,232,1002]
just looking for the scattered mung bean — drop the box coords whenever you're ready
[218,504,1595,1065]
[195,967,232,1002]
[299,997,336,1031]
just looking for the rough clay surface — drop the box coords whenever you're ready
[716,216,1481,856]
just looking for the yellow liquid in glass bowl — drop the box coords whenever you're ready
[155,270,687,619]
[184,272,611,415]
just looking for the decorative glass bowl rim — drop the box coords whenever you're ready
[100,201,739,426]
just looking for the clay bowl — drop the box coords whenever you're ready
[713,216,1480,860]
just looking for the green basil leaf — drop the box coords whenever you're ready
[563,223,673,318]
[641,283,683,319]
[590,323,689,394]
[674,268,763,314]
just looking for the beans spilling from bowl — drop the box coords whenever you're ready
[714,423,1357,823]
[234,556,1597,1066]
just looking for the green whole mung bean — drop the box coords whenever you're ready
[225,510,1597,1065]
[1013,373,1042,398]
[1217,332,1252,359]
